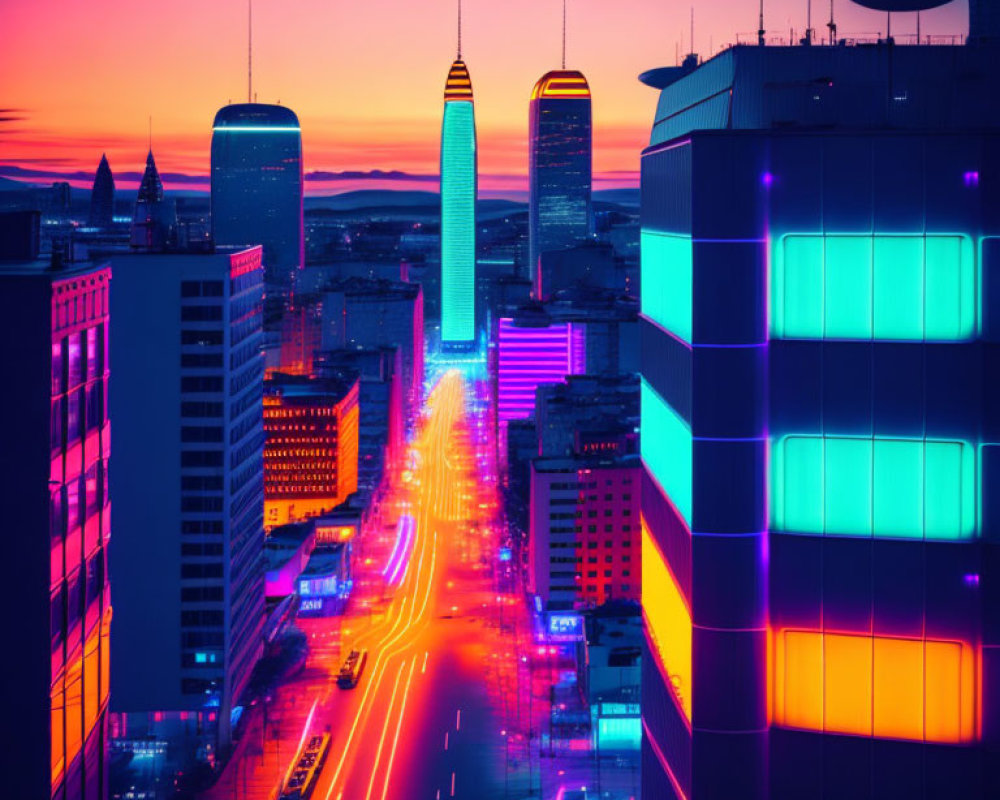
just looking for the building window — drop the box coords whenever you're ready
[641,378,691,527]
[772,629,977,744]
[641,230,692,343]
[771,234,976,341]
[772,435,976,541]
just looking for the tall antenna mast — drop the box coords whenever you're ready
[828,0,837,44]
[148,116,152,151]
[806,0,813,44]
[758,0,766,46]
[690,7,695,55]
[562,0,567,69]
[248,0,253,102]
[457,0,462,59]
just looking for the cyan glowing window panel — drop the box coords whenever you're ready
[825,236,872,338]
[440,100,477,343]
[641,230,692,343]
[874,236,924,339]
[641,378,692,527]
[772,234,975,341]
[772,435,976,540]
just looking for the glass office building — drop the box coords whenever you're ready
[528,70,592,286]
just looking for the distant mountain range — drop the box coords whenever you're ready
[0,173,638,212]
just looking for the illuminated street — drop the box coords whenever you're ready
[205,370,522,800]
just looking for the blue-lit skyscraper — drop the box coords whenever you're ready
[638,31,1000,800]
[440,56,477,348]
[528,70,592,288]
[211,103,303,313]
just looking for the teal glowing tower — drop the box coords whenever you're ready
[440,40,477,348]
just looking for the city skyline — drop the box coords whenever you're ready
[0,0,970,197]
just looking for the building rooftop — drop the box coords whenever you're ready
[444,59,474,101]
[301,543,347,578]
[533,452,640,473]
[531,70,591,100]
[645,43,1000,147]
[265,373,359,403]
[212,103,300,129]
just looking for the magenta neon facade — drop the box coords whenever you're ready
[496,317,586,422]
[0,260,112,799]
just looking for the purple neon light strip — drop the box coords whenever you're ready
[383,514,415,585]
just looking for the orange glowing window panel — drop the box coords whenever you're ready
[642,516,692,722]
[772,629,978,743]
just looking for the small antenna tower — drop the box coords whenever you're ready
[148,116,152,151]
[805,0,813,44]
[827,0,837,44]
[758,0,766,46]
[457,0,462,59]
[248,0,253,102]
[562,0,567,69]
[690,7,695,55]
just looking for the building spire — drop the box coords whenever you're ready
[562,0,567,69]
[457,0,462,59]
[248,0,253,102]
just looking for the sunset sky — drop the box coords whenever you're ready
[0,0,970,196]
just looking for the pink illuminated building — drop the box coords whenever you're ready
[0,242,111,799]
[495,315,585,423]
[529,454,641,611]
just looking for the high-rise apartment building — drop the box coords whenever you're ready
[530,455,640,611]
[440,56,477,348]
[0,248,111,800]
[263,373,360,530]
[528,70,592,284]
[109,245,265,754]
[639,41,1000,799]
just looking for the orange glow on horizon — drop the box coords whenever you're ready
[2,0,967,194]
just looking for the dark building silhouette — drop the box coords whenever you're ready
[129,150,175,250]
[88,154,115,229]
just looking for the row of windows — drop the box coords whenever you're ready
[50,551,105,656]
[52,325,106,398]
[181,520,224,535]
[181,329,224,347]
[181,353,224,369]
[181,450,223,468]
[51,382,105,453]
[181,585,224,602]
[50,461,107,543]
[182,376,224,394]
[181,496,224,513]
[180,280,224,298]
[181,563,223,580]
[180,610,224,627]
[182,401,224,418]
[181,305,223,322]
[181,475,223,491]
[181,426,224,443]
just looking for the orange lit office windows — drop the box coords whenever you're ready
[772,629,978,744]
[642,516,692,722]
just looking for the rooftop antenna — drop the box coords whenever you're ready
[457,0,462,59]
[561,0,567,69]
[148,115,152,152]
[805,0,813,44]
[758,0,766,46]
[690,6,695,56]
[247,0,253,102]
[827,0,837,44]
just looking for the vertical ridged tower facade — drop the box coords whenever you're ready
[440,57,477,347]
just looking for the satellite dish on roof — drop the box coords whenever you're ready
[850,0,951,10]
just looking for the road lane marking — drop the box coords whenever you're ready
[444,731,449,750]
[422,650,429,673]
[456,709,461,731]
[450,771,456,797]
[364,661,406,800]
[380,654,418,800]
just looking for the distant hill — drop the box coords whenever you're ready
[304,189,525,218]
[593,188,639,207]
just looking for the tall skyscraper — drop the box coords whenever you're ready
[0,241,111,799]
[440,23,477,349]
[528,70,592,286]
[638,37,1000,800]
[88,153,115,229]
[109,245,265,756]
[210,103,304,322]
[129,150,176,250]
